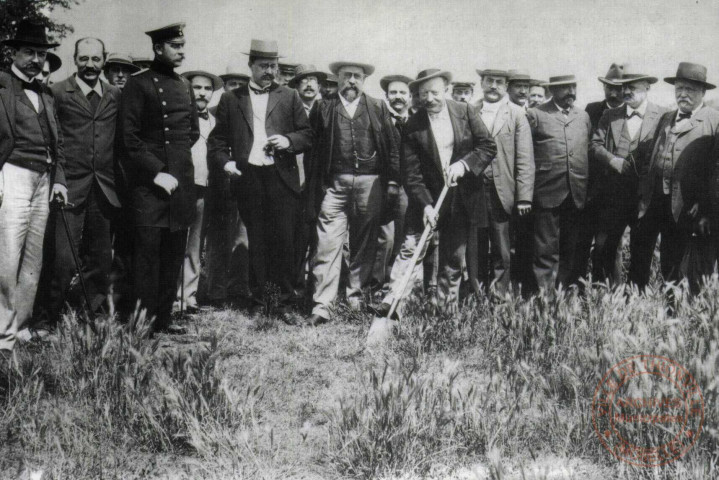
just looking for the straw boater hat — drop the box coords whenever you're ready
[103,53,141,74]
[182,70,223,90]
[408,68,453,89]
[2,20,60,49]
[542,75,578,87]
[380,75,413,92]
[507,69,531,83]
[288,64,327,88]
[664,62,715,90]
[598,63,624,85]
[329,61,375,76]
[46,52,62,73]
[242,39,282,58]
[476,68,509,78]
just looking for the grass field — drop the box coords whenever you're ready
[1,277,717,479]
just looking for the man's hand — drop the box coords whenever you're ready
[224,161,242,178]
[688,202,700,219]
[609,156,630,175]
[52,183,69,206]
[386,183,400,209]
[153,172,178,196]
[517,201,532,216]
[445,161,467,186]
[423,204,438,229]
[698,216,711,236]
[267,135,291,151]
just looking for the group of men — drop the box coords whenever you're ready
[1,19,719,353]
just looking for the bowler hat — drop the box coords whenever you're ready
[408,68,453,89]
[46,52,62,73]
[145,22,185,43]
[329,61,375,77]
[243,39,282,58]
[598,63,624,85]
[476,68,509,78]
[664,62,715,90]
[182,70,223,90]
[380,75,413,92]
[543,75,577,87]
[289,64,327,88]
[3,20,60,49]
[104,53,140,74]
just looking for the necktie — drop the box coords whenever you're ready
[87,90,100,114]
[627,111,643,119]
[677,112,691,122]
[561,109,569,116]
[198,111,209,120]
[249,84,271,95]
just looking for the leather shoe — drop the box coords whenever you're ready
[305,314,329,326]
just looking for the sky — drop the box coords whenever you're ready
[49,0,719,107]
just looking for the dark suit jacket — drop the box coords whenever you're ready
[590,101,667,201]
[0,70,65,185]
[208,83,313,194]
[586,100,612,131]
[527,102,592,209]
[51,75,121,208]
[476,98,534,213]
[307,93,400,219]
[402,99,496,228]
[639,106,719,222]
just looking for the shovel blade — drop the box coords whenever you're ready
[367,316,398,347]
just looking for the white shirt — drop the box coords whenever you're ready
[75,74,103,98]
[192,111,215,186]
[339,93,361,118]
[625,100,647,140]
[247,80,274,166]
[428,104,454,172]
[12,64,39,112]
[480,96,504,132]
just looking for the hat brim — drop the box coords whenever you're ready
[3,39,60,49]
[104,60,141,74]
[220,74,249,82]
[46,53,62,73]
[241,52,283,59]
[182,70,224,90]
[664,76,716,90]
[543,80,578,87]
[409,71,453,89]
[615,75,658,85]
[288,71,327,88]
[597,77,622,86]
[380,75,413,92]
[329,61,375,76]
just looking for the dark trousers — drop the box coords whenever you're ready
[475,180,512,294]
[110,201,135,314]
[511,209,536,295]
[38,184,114,323]
[133,227,187,330]
[592,186,638,283]
[533,195,583,290]
[628,191,688,290]
[572,199,601,285]
[237,164,300,302]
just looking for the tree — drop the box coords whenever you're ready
[0,0,81,69]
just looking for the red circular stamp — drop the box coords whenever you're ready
[592,355,704,467]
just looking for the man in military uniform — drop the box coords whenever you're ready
[277,62,297,87]
[121,23,199,334]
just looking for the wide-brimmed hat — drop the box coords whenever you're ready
[243,39,283,58]
[145,22,185,44]
[3,20,60,49]
[507,69,531,83]
[324,74,338,84]
[182,70,223,90]
[288,64,327,88]
[476,68,509,78]
[104,53,140,73]
[46,52,62,73]
[329,61,375,76]
[380,74,413,92]
[614,67,658,85]
[409,68,453,89]
[598,63,624,85]
[664,62,715,90]
[543,75,577,87]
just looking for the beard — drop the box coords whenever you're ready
[341,86,359,101]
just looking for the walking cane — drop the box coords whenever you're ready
[55,197,95,321]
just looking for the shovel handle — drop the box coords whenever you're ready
[387,184,450,319]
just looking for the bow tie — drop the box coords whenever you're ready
[561,109,570,116]
[198,111,209,120]
[677,112,692,122]
[12,72,42,93]
[626,111,643,119]
[249,84,272,95]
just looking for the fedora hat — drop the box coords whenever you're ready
[380,74,413,92]
[182,70,223,90]
[288,64,327,88]
[664,62,715,90]
[476,68,509,78]
[329,61,375,76]
[409,68,453,89]
[46,51,62,73]
[543,75,577,87]
[598,63,624,85]
[615,67,658,85]
[104,53,140,74]
[243,39,283,58]
[3,20,60,49]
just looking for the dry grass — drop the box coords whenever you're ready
[1,274,718,479]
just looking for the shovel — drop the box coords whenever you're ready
[367,184,449,347]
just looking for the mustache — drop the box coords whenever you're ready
[81,66,100,74]
[262,73,274,80]
[559,94,576,101]
[303,86,316,93]
[390,98,407,105]
[342,85,358,93]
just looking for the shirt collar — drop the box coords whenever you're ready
[339,92,362,108]
[75,74,103,97]
[554,101,569,113]
[482,95,506,112]
[677,103,704,119]
[11,64,35,83]
[428,102,449,121]
[626,99,647,117]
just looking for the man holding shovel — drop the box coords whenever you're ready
[374,69,496,317]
